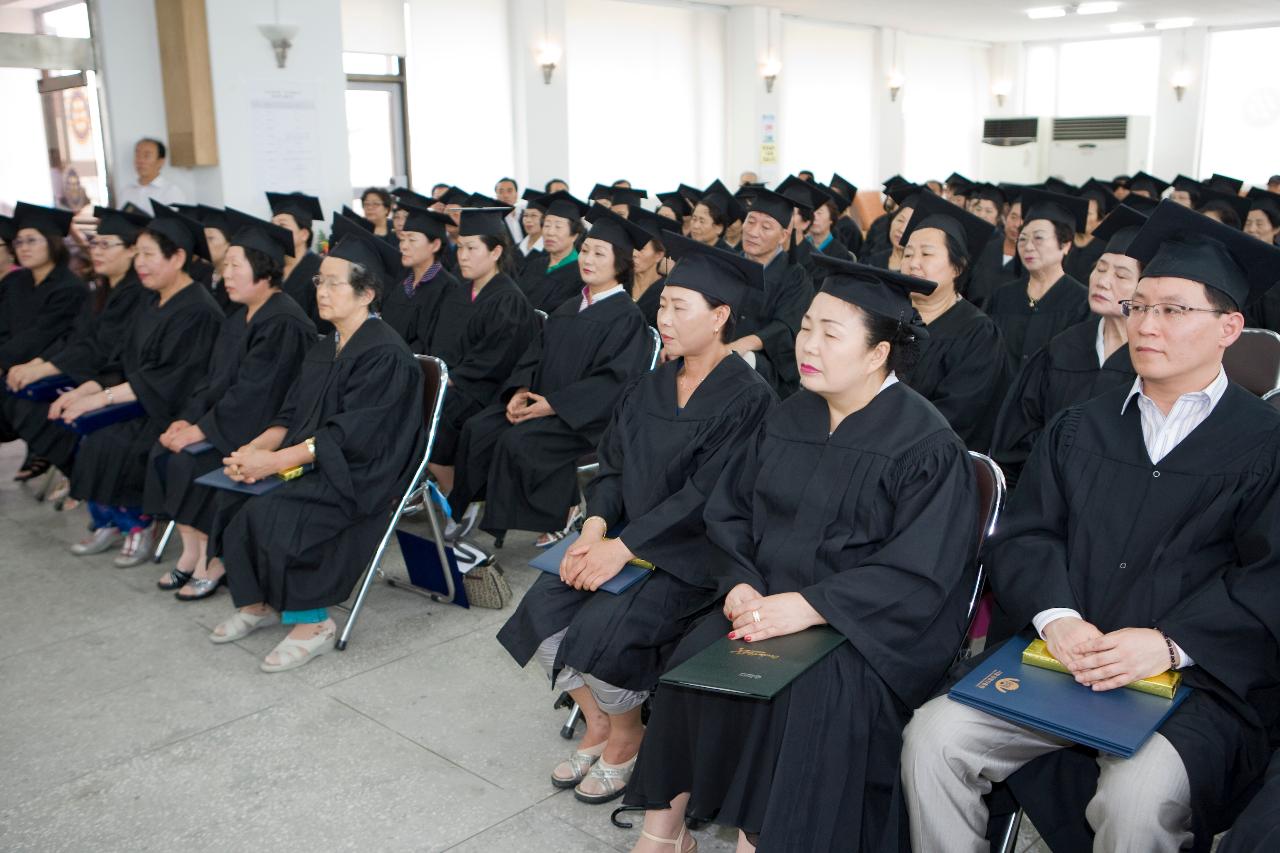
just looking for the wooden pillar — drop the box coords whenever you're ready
[153,0,218,166]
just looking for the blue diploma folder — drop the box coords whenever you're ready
[17,375,73,402]
[64,401,145,435]
[528,531,651,595]
[193,464,311,496]
[181,440,215,455]
[948,635,1191,758]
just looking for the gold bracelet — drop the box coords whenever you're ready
[305,436,316,458]
[583,515,608,532]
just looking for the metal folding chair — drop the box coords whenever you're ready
[1224,327,1280,397]
[575,326,663,481]
[336,355,450,651]
[152,519,176,563]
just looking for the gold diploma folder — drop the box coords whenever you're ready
[1021,639,1182,699]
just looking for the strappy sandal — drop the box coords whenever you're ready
[574,752,637,804]
[13,457,50,482]
[209,609,280,644]
[175,573,226,601]
[551,740,605,788]
[156,567,194,591]
[259,625,336,672]
[639,826,697,852]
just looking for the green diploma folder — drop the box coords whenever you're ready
[659,625,847,700]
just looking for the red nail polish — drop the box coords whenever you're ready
[744,636,752,642]
[727,633,736,639]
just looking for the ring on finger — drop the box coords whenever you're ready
[752,610,761,624]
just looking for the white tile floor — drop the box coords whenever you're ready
[0,440,1048,852]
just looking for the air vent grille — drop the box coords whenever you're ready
[1052,116,1128,141]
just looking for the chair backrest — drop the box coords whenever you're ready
[1223,327,1280,397]
[415,355,449,463]
[534,308,549,326]
[965,451,1007,627]
[647,326,662,370]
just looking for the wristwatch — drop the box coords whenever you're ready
[305,436,316,458]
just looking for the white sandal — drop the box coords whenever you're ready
[259,624,336,672]
[551,740,605,788]
[574,752,637,804]
[640,826,697,852]
[209,609,279,644]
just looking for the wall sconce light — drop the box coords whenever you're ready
[992,80,1012,107]
[1170,69,1193,102]
[259,23,298,69]
[887,70,905,102]
[760,57,781,93]
[536,41,562,85]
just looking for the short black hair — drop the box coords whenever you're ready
[545,178,568,192]
[862,310,922,375]
[1197,199,1242,230]
[25,227,70,268]
[1020,217,1075,249]
[431,182,450,195]
[140,226,189,271]
[138,137,166,159]
[477,232,517,277]
[242,245,283,289]
[347,261,383,311]
[362,187,392,208]
[1202,283,1240,315]
[495,177,518,192]
[1254,206,1280,229]
[703,293,737,343]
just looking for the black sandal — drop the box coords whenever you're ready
[157,568,194,591]
[13,457,51,482]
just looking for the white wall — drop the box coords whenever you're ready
[0,67,54,210]
[900,33,990,181]
[339,0,405,55]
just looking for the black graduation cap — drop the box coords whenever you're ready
[1206,174,1243,195]
[225,207,294,264]
[1090,204,1149,256]
[0,215,15,244]
[609,187,648,209]
[1197,187,1251,224]
[467,192,503,208]
[457,207,514,239]
[400,203,453,240]
[340,205,375,231]
[147,202,210,261]
[194,204,233,236]
[391,187,434,209]
[93,206,149,242]
[699,179,746,225]
[882,174,908,191]
[733,184,761,207]
[584,203,652,253]
[1247,188,1280,223]
[265,191,323,227]
[662,230,764,312]
[1171,175,1204,204]
[539,190,590,223]
[13,202,73,236]
[1126,200,1280,309]
[814,256,936,339]
[1127,171,1170,197]
[811,182,851,214]
[121,201,150,218]
[1019,188,1090,234]
[1042,176,1078,196]
[656,190,692,218]
[830,173,858,205]
[886,182,924,208]
[968,182,1008,208]
[900,191,995,262]
[628,206,682,244]
[945,172,976,195]
[1079,179,1119,215]
[744,185,802,227]
[436,186,472,207]
[677,183,704,205]
[998,183,1029,204]
[521,188,544,203]
[588,183,613,202]
[1120,192,1159,215]
[172,202,202,219]
[329,213,401,283]
[776,175,821,218]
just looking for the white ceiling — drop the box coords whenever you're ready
[716,0,1280,43]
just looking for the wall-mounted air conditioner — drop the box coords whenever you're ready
[1045,116,1151,185]
[978,116,1047,185]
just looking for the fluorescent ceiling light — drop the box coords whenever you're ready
[1155,17,1195,29]
[1109,21,1147,33]
[1077,2,1120,14]
[1026,6,1067,19]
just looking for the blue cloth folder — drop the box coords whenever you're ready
[193,466,305,496]
[64,401,145,435]
[17,375,73,402]
[528,531,651,595]
[181,440,215,455]
[948,635,1191,758]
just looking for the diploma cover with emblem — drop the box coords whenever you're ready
[948,635,1191,758]
[659,625,847,700]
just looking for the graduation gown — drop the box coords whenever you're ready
[2,272,147,472]
[739,251,813,397]
[864,246,893,270]
[900,298,1010,451]
[69,282,223,508]
[280,251,327,335]
[835,216,863,257]
[625,384,978,852]
[0,264,87,370]
[862,213,891,258]
[990,317,1135,487]
[379,266,460,348]
[450,291,650,534]
[143,292,316,530]
[418,273,539,462]
[1063,236,1105,283]
[987,273,1090,369]
[1218,751,1280,853]
[793,235,854,288]
[516,252,583,314]
[631,276,664,329]
[980,384,1280,851]
[210,317,425,612]
[496,355,776,691]
[208,275,235,315]
[965,233,1017,310]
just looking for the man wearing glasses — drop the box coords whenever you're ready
[902,200,1280,853]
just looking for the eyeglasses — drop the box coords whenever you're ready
[1015,233,1058,247]
[11,237,43,248]
[1119,300,1226,320]
[89,239,125,250]
[311,275,352,291]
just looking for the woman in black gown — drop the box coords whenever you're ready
[449,205,652,542]
[378,203,461,347]
[497,234,775,807]
[54,203,223,567]
[990,203,1147,487]
[421,207,538,498]
[896,191,1009,451]
[0,203,88,472]
[624,259,978,853]
[986,188,1092,370]
[628,207,682,329]
[267,191,327,333]
[864,183,921,271]
[4,206,145,484]
[517,191,589,312]
[205,221,424,673]
[143,210,316,599]
[687,181,744,254]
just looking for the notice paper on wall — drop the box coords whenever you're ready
[250,81,322,194]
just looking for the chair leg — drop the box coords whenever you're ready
[995,809,1023,853]
[561,702,582,739]
[337,494,415,651]
[152,520,176,563]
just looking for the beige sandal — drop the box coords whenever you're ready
[574,752,637,804]
[209,609,279,644]
[640,826,697,852]
[551,740,605,788]
[259,624,336,672]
